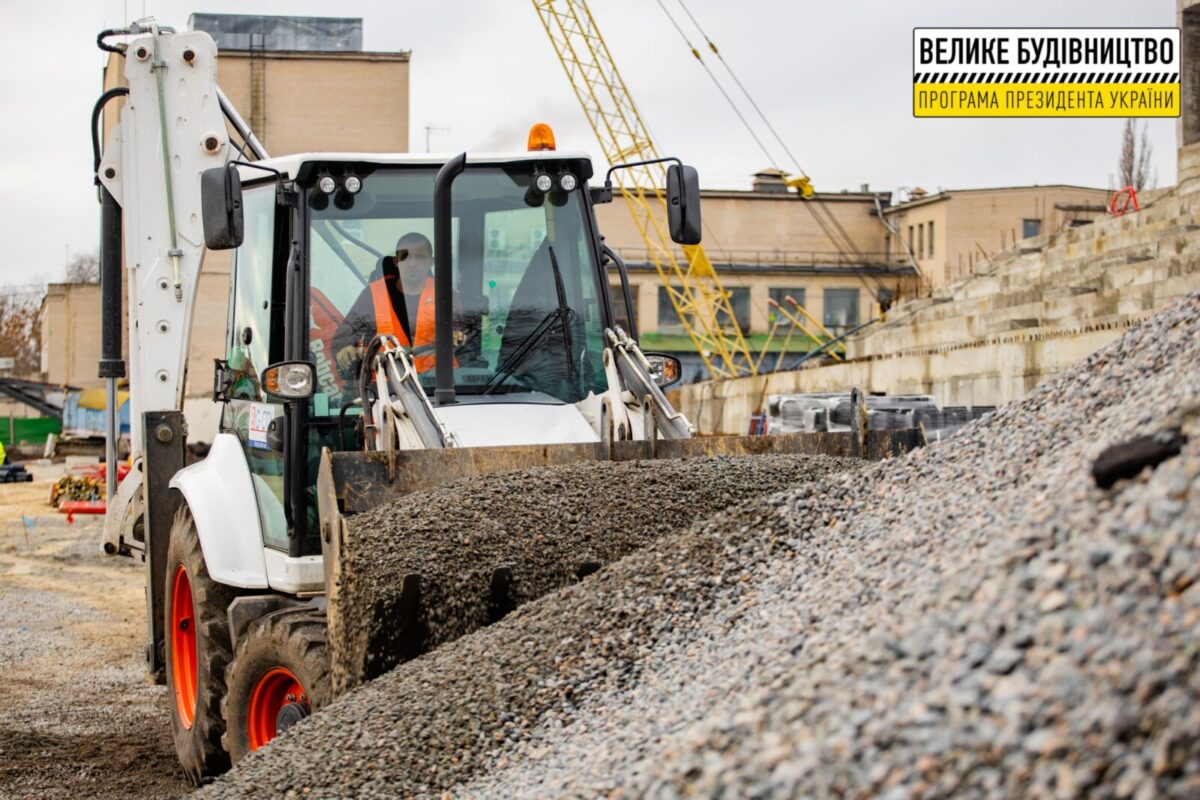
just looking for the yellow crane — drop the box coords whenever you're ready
[532,0,759,379]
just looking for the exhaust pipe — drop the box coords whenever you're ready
[432,152,466,405]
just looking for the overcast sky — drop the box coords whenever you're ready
[0,0,1177,287]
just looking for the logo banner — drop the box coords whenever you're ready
[913,28,1180,118]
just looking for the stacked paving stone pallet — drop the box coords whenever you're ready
[205,293,1200,799]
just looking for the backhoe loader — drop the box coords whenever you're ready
[93,23,920,784]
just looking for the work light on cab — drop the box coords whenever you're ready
[559,173,577,192]
[317,175,337,194]
[261,361,315,400]
[343,174,362,194]
[527,122,556,151]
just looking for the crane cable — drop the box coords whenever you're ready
[664,0,886,296]
[672,0,809,181]
[653,0,781,172]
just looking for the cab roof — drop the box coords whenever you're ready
[238,151,595,184]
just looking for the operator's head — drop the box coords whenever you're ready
[394,232,433,289]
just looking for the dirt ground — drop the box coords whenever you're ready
[0,481,189,800]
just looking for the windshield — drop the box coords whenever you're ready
[306,164,609,415]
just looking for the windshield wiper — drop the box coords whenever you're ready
[482,243,578,395]
[548,245,577,386]
[481,306,575,395]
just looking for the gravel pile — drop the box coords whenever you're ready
[330,454,861,691]
[206,294,1200,799]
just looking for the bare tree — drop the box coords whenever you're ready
[0,287,43,374]
[64,251,100,284]
[1119,120,1155,191]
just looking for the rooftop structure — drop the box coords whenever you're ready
[188,13,363,52]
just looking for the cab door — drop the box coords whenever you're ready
[220,183,289,550]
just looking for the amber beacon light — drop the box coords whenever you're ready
[527,123,556,151]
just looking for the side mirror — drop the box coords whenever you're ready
[201,164,244,250]
[644,352,682,389]
[260,361,315,401]
[666,164,701,245]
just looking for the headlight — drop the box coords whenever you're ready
[559,173,578,192]
[343,175,363,194]
[317,175,337,194]
[534,173,554,193]
[261,361,315,400]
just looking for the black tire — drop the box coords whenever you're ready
[164,506,238,785]
[221,608,331,764]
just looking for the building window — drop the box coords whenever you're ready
[657,286,684,331]
[927,221,934,258]
[918,224,925,259]
[658,286,750,333]
[1022,218,1042,239]
[823,288,860,333]
[908,225,914,256]
[768,287,807,326]
[719,287,751,334]
[609,283,638,333]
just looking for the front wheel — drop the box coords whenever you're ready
[222,609,331,763]
[164,506,238,785]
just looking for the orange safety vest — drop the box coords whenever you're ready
[369,276,451,373]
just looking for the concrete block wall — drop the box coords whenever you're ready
[673,190,1200,434]
[1180,0,1200,189]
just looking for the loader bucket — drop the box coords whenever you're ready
[316,428,922,694]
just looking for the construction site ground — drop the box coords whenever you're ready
[0,481,187,800]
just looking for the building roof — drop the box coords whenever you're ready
[884,183,1109,214]
[697,188,890,203]
[216,49,411,62]
[189,13,363,52]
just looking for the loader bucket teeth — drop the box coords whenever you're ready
[487,567,515,624]
[575,561,602,580]
[358,575,426,684]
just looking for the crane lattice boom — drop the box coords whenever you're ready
[532,0,757,379]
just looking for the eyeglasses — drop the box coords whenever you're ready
[396,248,432,262]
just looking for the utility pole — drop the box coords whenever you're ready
[424,123,449,153]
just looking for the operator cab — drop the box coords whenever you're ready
[201,137,699,557]
[301,154,608,410]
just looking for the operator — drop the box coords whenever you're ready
[332,232,463,375]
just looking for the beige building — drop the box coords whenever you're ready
[595,174,914,366]
[102,16,410,153]
[883,185,1111,291]
[46,16,413,404]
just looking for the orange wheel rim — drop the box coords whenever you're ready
[248,667,308,751]
[170,565,198,729]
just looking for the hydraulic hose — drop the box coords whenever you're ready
[91,88,129,181]
[97,28,130,54]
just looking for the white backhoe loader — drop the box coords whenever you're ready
[92,22,920,784]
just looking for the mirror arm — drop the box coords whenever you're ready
[603,156,683,186]
[227,160,282,178]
